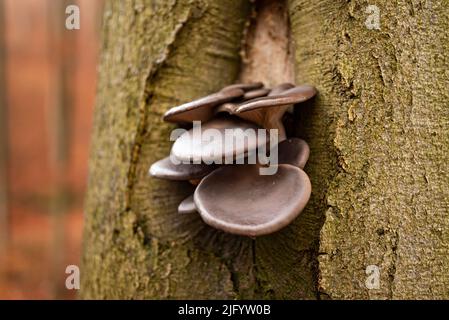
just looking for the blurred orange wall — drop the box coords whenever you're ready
[0,0,103,299]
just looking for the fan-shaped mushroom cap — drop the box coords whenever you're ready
[194,164,311,237]
[171,116,266,163]
[163,88,244,124]
[278,138,310,169]
[178,194,197,214]
[149,156,215,180]
[236,85,317,113]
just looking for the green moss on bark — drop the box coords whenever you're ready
[82,0,252,299]
[83,0,449,300]
[290,0,449,299]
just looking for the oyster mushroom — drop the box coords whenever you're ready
[163,82,264,124]
[194,164,311,237]
[163,87,244,124]
[149,81,316,237]
[171,116,266,163]
[149,156,215,181]
[178,194,197,214]
[278,138,310,169]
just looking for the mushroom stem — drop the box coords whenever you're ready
[189,179,201,185]
[262,105,289,141]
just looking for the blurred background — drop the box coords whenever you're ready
[0,0,104,299]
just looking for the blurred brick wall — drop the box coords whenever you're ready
[0,0,103,299]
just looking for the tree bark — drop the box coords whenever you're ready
[82,0,449,299]
[290,0,449,299]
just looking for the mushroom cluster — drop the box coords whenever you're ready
[149,82,316,237]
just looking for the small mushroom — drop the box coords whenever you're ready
[163,88,244,124]
[277,138,310,169]
[194,164,311,237]
[178,195,197,214]
[149,156,215,181]
[171,116,266,163]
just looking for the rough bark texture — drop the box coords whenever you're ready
[82,0,259,299]
[83,0,449,299]
[290,0,449,299]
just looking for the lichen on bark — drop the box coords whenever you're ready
[289,0,449,299]
[82,0,253,299]
[83,0,449,300]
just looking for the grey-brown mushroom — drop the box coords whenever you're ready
[194,164,311,237]
[178,194,197,214]
[171,116,266,163]
[149,81,316,237]
[163,88,244,124]
[149,156,215,180]
[163,82,265,124]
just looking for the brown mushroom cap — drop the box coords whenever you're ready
[277,138,310,169]
[163,88,244,124]
[235,85,317,113]
[194,164,311,237]
[171,116,266,163]
[178,194,197,214]
[149,156,215,181]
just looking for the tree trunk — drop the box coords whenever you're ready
[82,0,449,299]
